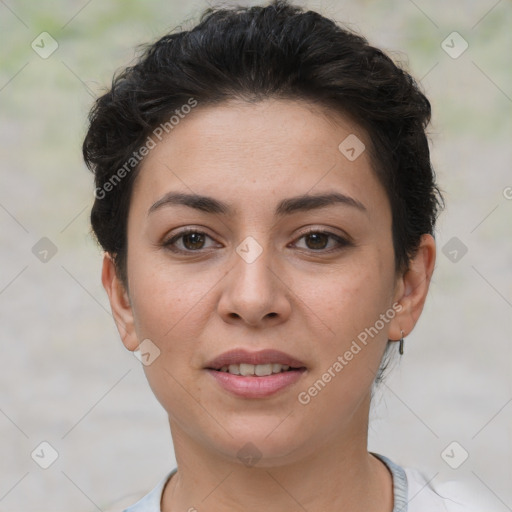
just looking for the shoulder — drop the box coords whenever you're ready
[373,452,495,512]
[103,470,176,512]
[404,466,494,512]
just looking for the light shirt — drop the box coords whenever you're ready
[120,452,490,511]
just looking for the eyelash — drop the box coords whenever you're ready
[162,228,351,255]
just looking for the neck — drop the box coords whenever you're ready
[161,402,393,512]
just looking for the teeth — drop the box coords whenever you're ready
[218,363,292,376]
[255,364,272,376]
[240,363,255,376]
[228,364,240,375]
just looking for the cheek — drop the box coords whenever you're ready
[127,263,215,417]
[130,267,212,340]
[296,254,395,404]
[127,255,231,397]
[294,264,392,424]
[302,259,394,343]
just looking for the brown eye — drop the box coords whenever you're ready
[182,232,206,250]
[293,230,350,253]
[163,229,219,253]
[304,232,329,250]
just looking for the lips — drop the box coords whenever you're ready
[204,348,306,370]
[204,349,307,398]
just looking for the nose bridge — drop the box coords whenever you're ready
[232,234,275,301]
[218,234,290,325]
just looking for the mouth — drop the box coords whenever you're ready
[212,362,304,376]
[204,348,307,398]
[204,348,307,374]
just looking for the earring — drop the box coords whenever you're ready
[398,330,404,355]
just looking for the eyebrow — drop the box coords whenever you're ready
[148,191,367,216]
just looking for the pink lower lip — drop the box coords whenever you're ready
[206,369,306,398]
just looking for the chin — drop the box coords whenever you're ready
[209,420,316,468]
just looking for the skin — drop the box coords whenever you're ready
[102,99,436,512]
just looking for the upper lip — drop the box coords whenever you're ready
[205,349,306,370]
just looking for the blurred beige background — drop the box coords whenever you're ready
[0,0,511,510]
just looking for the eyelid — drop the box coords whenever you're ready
[294,225,351,241]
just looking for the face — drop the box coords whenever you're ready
[104,99,433,466]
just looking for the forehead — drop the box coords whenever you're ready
[131,99,389,219]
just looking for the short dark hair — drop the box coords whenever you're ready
[83,0,443,287]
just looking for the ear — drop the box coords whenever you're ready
[101,253,139,351]
[389,234,436,342]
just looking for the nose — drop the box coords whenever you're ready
[217,244,292,328]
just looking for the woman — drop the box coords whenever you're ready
[83,1,486,510]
